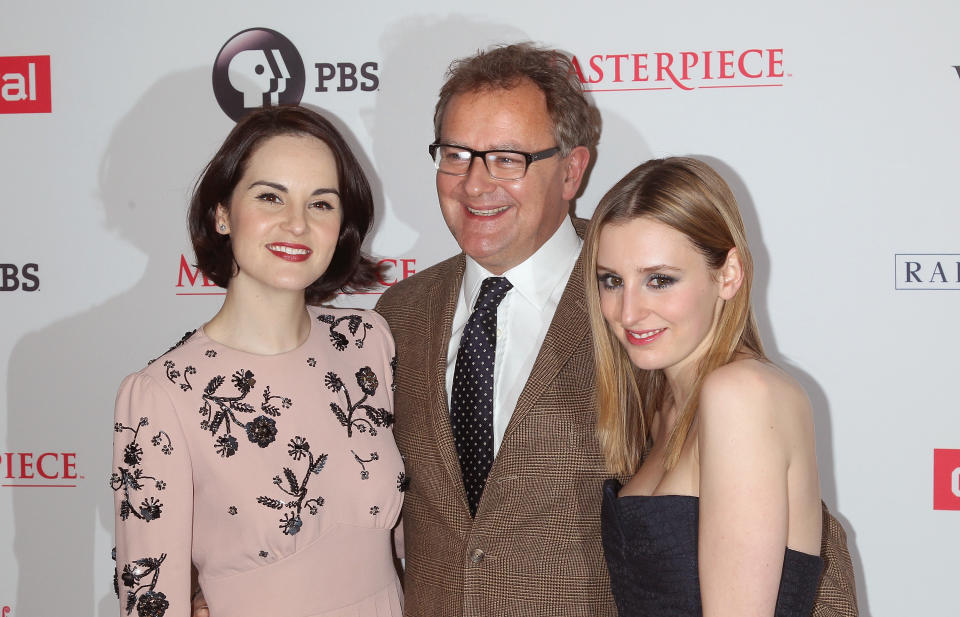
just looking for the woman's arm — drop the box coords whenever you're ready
[697,361,811,617]
[113,372,194,617]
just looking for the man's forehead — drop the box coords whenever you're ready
[439,81,555,148]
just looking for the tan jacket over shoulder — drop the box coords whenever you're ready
[375,217,858,617]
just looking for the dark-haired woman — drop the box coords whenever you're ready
[585,158,824,617]
[111,106,403,617]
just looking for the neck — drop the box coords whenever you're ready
[204,279,311,355]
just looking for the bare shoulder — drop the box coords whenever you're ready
[699,359,812,434]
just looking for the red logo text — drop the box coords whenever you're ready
[1,452,79,487]
[572,48,785,92]
[377,258,417,287]
[176,255,224,295]
[0,56,52,114]
[934,449,960,510]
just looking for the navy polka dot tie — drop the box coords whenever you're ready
[451,276,513,517]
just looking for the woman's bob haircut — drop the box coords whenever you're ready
[188,105,382,304]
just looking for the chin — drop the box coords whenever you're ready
[460,238,503,263]
[622,347,669,372]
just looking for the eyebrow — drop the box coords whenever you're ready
[248,180,340,197]
[440,140,525,152]
[596,263,682,274]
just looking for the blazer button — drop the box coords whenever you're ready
[470,548,485,564]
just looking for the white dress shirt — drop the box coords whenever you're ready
[445,217,582,455]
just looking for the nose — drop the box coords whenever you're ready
[618,284,650,327]
[281,205,307,235]
[463,155,497,196]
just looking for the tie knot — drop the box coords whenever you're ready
[474,277,513,311]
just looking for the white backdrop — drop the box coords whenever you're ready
[2,2,958,615]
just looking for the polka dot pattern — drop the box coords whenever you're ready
[450,276,513,517]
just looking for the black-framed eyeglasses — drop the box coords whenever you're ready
[428,143,561,180]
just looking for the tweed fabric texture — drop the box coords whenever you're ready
[451,276,513,517]
[375,217,858,617]
[813,503,860,617]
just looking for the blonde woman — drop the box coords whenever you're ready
[585,158,823,617]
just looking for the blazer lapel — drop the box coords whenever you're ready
[425,255,469,503]
[500,250,590,447]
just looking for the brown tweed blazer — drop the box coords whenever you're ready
[375,218,858,617]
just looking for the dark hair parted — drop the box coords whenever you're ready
[434,42,601,156]
[188,105,383,304]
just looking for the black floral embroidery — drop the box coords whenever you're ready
[137,591,170,617]
[324,372,344,391]
[205,349,217,358]
[118,553,168,616]
[113,546,119,598]
[306,357,316,367]
[124,442,144,467]
[390,355,397,392]
[257,436,327,536]
[356,367,378,396]
[139,497,162,521]
[370,506,380,516]
[288,436,309,459]
[215,435,238,458]
[316,313,373,350]
[163,360,195,391]
[246,415,278,448]
[228,506,238,515]
[149,432,173,455]
[260,385,292,417]
[259,550,268,558]
[111,418,172,523]
[199,369,292,454]
[147,330,196,365]
[397,471,410,492]
[325,367,394,437]
[351,450,379,479]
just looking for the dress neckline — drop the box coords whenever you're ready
[602,478,821,560]
[197,307,317,358]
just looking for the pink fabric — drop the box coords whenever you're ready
[112,307,403,617]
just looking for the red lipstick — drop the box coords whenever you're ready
[266,243,312,262]
[625,328,666,346]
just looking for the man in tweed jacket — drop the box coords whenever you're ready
[374,43,859,617]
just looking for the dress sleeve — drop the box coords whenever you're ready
[368,309,397,413]
[112,371,193,617]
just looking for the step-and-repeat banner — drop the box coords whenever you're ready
[2,2,957,615]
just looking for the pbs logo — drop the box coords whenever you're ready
[212,28,306,122]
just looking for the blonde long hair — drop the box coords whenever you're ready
[584,157,765,475]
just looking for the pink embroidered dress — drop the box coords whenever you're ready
[112,307,404,617]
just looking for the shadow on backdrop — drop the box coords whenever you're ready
[370,16,540,264]
[8,68,230,616]
[697,155,868,617]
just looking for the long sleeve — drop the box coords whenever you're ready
[112,372,193,617]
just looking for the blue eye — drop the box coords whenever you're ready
[647,274,676,289]
[598,273,623,290]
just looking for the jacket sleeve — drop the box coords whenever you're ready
[812,502,859,617]
[112,371,193,617]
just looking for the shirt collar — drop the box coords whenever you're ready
[462,217,582,311]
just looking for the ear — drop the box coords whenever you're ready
[215,204,230,235]
[718,247,744,300]
[560,145,591,201]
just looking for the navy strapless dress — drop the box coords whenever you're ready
[601,479,823,617]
